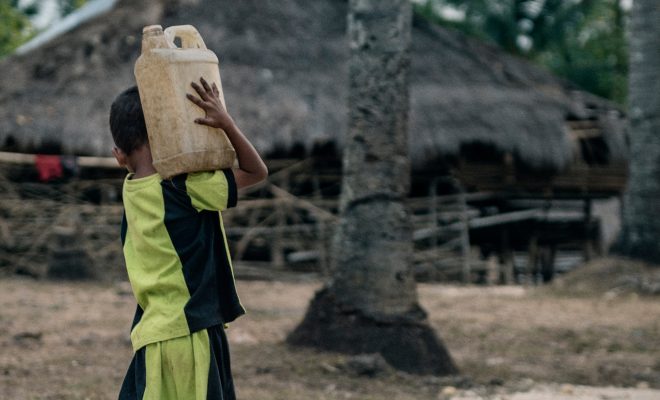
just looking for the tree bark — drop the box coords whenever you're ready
[619,0,660,263]
[288,0,457,375]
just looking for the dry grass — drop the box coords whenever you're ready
[0,270,658,399]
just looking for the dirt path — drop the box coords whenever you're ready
[510,385,660,400]
[439,384,660,399]
[0,277,658,399]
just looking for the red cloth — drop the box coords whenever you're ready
[35,155,63,182]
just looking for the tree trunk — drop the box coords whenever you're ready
[287,0,457,375]
[619,0,660,263]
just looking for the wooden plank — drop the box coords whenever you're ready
[410,209,480,224]
[226,224,320,235]
[407,192,497,207]
[0,151,120,169]
[468,209,543,229]
[413,208,543,241]
[77,156,119,168]
[414,223,462,241]
[413,242,461,262]
[268,183,336,221]
[287,250,320,263]
[0,151,33,164]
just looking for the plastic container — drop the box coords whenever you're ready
[134,24,236,179]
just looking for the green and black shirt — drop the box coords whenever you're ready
[120,169,244,352]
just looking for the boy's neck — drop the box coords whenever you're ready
[129,145,157,179]
[132,163,157,179]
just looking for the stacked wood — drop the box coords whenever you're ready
[0,166,125,280]
[0,154,609,285]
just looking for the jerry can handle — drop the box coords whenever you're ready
[164,25,207,50]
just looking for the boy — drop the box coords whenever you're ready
[111,77,267,399]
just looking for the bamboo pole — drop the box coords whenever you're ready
[458,186,471,284]
[0,151,120,169]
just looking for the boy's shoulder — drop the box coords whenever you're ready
[122,169,236,212]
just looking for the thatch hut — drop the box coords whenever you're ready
[0,0,626,180]
[0,0,629,282]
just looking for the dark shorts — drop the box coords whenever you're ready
[118,324,236,400]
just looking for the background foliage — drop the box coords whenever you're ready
[414,0,629,104]
[58,0,87,17]
[0,0,87,58]
[0,0,37,57]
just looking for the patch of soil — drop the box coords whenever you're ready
[0,268,659,399]
[548,257,660,297]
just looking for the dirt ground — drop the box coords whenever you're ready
[0,269,659,399]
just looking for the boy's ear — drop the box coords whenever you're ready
[112,146,128,168]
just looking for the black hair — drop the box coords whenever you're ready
[109,86,148,155]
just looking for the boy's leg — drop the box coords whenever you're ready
[207,324,237,400]
[140,339,185,399]
[118,326,235,400]
[142,333,210,400]
[118,347,146,400]
[120,326,234,400]
[118,335,208,400]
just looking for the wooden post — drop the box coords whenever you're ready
[313,173,330,275]
[429,180,438,251]
[527,234,539,285]
[503,251,514,285]
[541,245,557,283]
[313,174,323,200]
[504,153,515,187]
[583,198,594,261]
[271,207,286,269]
[500,228,514,284]
[458,185,471,284]
[271,172,290,269]
[317,220,329,276]
[486,254,499,285]
[427,178,440,277]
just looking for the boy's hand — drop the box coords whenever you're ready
[186,77,234,131]
[188,77,268,188]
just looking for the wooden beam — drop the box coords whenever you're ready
[407,192,497,208]
[468,209,543,229]
[413,209,544,241]
[0,151,120,169]
[268,183,336,221]
[226,224,321,236]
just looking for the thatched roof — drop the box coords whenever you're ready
[0,0,626,172]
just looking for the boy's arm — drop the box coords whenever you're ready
[187,77,268,189]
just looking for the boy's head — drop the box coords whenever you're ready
[109,86,150,169]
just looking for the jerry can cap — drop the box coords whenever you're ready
[143,25,163,35]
